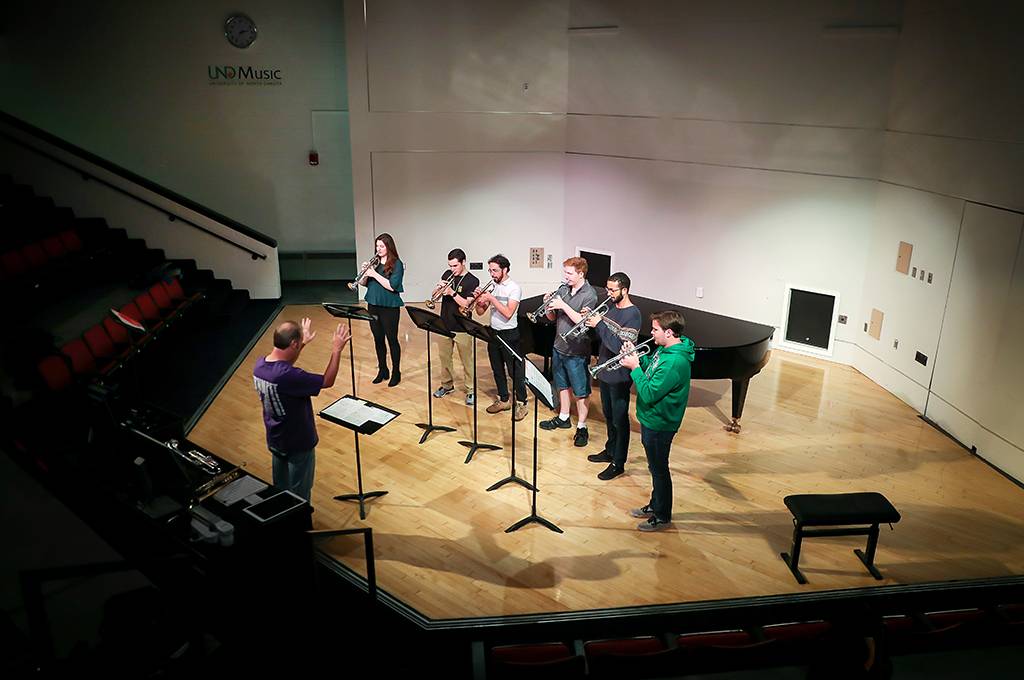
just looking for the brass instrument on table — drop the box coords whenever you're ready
[190,465,245,506]
[425,271,455,309]
[560,295,613,341]
[461,279,495,317]
[526,285,567,323]
[589,337,655,378]
[348,255,381,290]
[167,439,222,475]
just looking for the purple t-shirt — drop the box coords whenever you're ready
[253,357,324,453]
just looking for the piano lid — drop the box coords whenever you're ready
[519,292,775,350]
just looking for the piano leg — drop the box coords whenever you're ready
[725,378,750,433]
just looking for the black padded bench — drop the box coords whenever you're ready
[781,492,901,584]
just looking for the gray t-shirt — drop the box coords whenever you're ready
[553,281,599,356]
[489,278,522,330]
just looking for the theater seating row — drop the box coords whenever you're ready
[475,604,1024,679]
[36,276,203,392]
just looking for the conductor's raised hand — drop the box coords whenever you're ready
[300,317,316,346]
[332,323,351,353]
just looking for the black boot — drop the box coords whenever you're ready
[387,370,401,387]
[372,368,389,384]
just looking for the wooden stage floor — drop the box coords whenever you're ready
[190,304,1024,621]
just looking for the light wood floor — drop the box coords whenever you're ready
[190,304,1024,620]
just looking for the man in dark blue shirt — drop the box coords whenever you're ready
[254,317,349,501]
[585,272,642,480]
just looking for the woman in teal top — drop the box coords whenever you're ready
[358,233,405,386]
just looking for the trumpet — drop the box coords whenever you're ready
[589,337,655,378]
[347,255,381,290]
[526,285,568,323]
[425,271,455,309]
[560,295,613,341]
[461,279,495,317]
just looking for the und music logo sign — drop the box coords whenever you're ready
[208,65,283,86]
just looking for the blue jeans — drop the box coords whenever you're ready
[269,446,315,502]
[552,350,591,397]
[600,380,632,468]
[641,426,676,522]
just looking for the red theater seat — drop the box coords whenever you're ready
[20,242,48,269]
[38,355,73,392]
[58,229,84,252]
[133,292,162,324]
[61,339,97,377]
[41,235,66,259]
[162,276,186,302]
[103,316,133,348]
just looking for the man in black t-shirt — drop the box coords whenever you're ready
[433,248,481,405]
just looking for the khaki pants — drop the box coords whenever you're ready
[438,331,475,393]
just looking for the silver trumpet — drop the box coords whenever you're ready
[461,279,495,317]
[589,337,655,378]
[560,295,613,341]
[425,271,455,309]
[526,285,567,323]
[347,255,381,290]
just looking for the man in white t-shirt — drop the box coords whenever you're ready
[474,253,528,421]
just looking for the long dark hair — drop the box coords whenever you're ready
[376,233,400,275]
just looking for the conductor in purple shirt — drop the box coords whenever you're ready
[253,317,350,502]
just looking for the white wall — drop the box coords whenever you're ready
[0,0,354,252]
[562,1,898,361]
[345,0,569,299]
[855,0,1024,472]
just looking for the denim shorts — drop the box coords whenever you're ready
[552,350,591,397]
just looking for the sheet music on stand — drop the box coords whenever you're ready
[320,395,399,433]
[523,357,555,409]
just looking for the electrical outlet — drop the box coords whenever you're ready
[863,322,868,332]
[696,286,704,299]
[919,269,925,281]
[927,272,933,284]
[893,339,899,349]
[915,351,928,365]
[546,254,553,269]
[838,315,848,324]
[912,266,917,277]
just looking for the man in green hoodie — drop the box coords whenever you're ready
[619,310,695,531]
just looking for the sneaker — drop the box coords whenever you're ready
[465,393,475,406]
[638,516,671,532]
[630,505,654,518]
[574,427,589,447]
[597,464,624,481]
[433,385,454,398]
[587,450,612,463]
[514,402,529,421]
[540,415,572,430]
[486,399,512,414]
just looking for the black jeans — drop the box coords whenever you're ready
[641,426,676,522]
[600,380,632,468]
[367,304,401,374]
[487,327,527,403]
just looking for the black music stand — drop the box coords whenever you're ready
[505,357,562,533]
[323,303,377,395]
[453,314,502,463]
[485,333,536,493]
[405,307,457,444]
[318,395,398,520]
[322,303,387,519]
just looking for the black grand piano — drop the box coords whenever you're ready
[517,293,775,433]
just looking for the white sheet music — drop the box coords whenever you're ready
[322,396,396,428]
[524,358,555,409]
[213,475,268,506]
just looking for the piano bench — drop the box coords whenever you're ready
[780,492,901,584]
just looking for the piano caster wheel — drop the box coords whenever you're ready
[724,420,742,434]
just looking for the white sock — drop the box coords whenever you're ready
[577,422,587,429]
[558,413,570,421]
